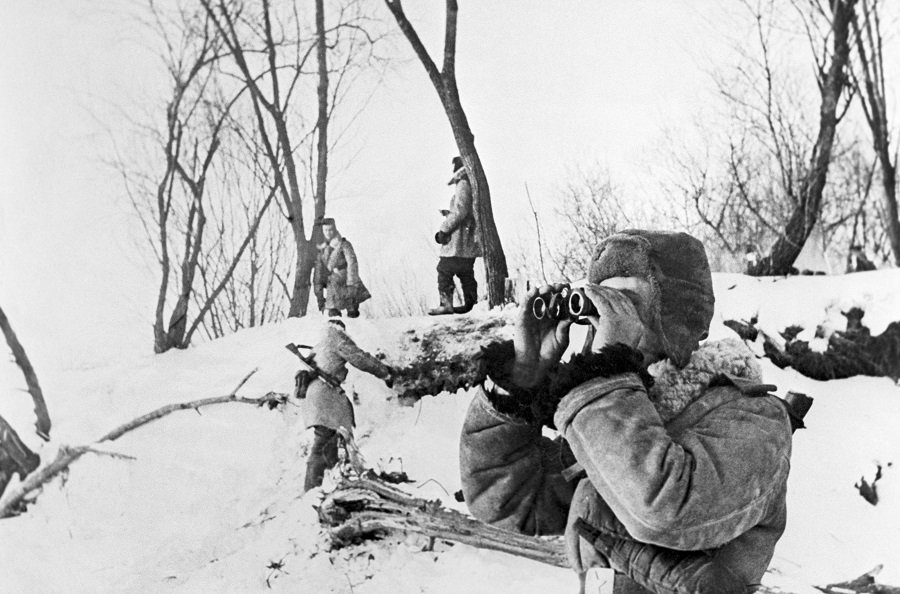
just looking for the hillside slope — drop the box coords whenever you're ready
[2,272,900,593]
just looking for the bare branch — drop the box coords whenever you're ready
[0,370,267,518]
[0,306,51,440]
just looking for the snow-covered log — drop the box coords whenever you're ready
[387,314,516,403]
[318,473,568,568]
[318,474,900,594]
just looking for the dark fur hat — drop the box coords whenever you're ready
[588,230,715,368]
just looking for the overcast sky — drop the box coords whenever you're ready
[2,1,754,375]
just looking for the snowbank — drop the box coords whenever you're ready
[2,271,899,592]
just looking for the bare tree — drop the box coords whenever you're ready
[660,1,859,274]
[202,0,386,317]
[549,166,635,281]
[114,3,279,353]
[749,0,858,275]
[383,0,509,307]
[850,0,900,265]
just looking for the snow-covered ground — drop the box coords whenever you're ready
[2,271,899,593]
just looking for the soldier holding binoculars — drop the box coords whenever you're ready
[458,230,796,594]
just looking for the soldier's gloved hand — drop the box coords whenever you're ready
[317,298,326,312]
[581,284,645,353]
[434,230,451,245]
[510,284,574,388]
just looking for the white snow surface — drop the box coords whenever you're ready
[2,270,900,593]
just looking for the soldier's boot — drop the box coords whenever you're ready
[454,276,478,314]
[428,291,455,316]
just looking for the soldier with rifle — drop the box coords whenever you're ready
[288,318,393,491]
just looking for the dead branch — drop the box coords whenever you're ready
[321,474,886,594]
[0,369,272,519]
[319,474,569,568]
[0,305,51,440]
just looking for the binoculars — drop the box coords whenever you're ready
[531,286,597,323]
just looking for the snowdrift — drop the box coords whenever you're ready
[1,271,899,593]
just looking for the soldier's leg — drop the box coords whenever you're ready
[429,257,456,315]
[304,425,339,491]
[455,257,478,313]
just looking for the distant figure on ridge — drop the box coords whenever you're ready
[314,218,370,318]
[847,244,876,273]
[300,319,393,491]
[429,156,481,315]
[742,244,759,275]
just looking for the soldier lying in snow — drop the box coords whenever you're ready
[460,230,797,594]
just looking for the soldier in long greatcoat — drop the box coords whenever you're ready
[301,319,392,491]
[314,218,371,318]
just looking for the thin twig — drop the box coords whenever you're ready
[524,182,548,284]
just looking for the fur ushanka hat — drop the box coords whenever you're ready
[587,230,715,368]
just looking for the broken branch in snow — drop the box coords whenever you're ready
[318,473,568,568]
[816,564,900,593]
[0,304,51,440]
[319,475,900,594]
[0,369,279,519]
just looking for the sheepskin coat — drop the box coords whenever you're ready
[301,325,390,431]
[314,233,371,310]
[459,339,792,591]
[439,168,481,259]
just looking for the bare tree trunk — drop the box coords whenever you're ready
[384,0,509,306]
[291,0,331,318]
[751,0,857,275]
[289,222,316,318]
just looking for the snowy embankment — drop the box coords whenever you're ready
[1,271,899,593]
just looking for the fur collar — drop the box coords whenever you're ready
[647,338,762,422]
[448,167,469,185]
[317,233,343,251]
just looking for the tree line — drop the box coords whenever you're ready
[112,0,897,353]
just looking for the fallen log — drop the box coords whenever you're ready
[318,473,568,568]
[318,474,900,594]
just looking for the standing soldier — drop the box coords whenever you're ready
[300,319,393,491]
[314,218,371,318]
[429,156,482,315]
[847,244,877,272]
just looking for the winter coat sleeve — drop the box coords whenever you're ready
[439,178,474,235]
[459,389,578,536]
[341,239,360,286]
[552,374,791,551]
[333,328,390,379]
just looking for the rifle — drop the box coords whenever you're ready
[285,343,343,390]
